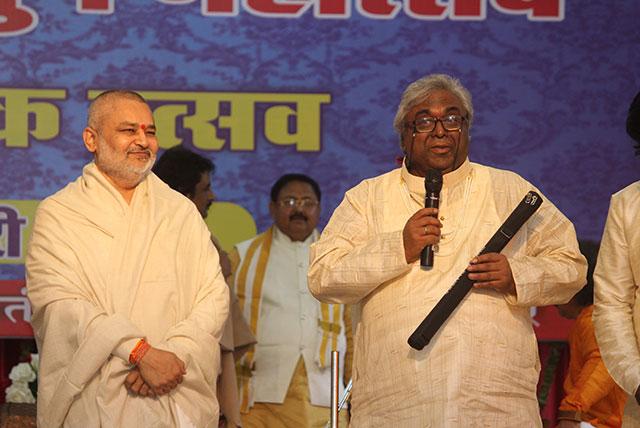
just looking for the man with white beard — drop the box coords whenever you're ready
[26,90,230,427]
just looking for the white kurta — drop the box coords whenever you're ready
[308,159,586,427]
[234,227,347,408]
[26,163,230,428]
[593,180,640,425]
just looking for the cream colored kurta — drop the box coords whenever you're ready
[26,163,230,428]
[233,227,347,408]
[308,159,586,427]
[593,181,640,426]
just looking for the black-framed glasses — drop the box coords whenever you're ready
[278,197,319,209]
[410,114,466,133]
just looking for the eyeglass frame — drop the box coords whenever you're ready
[407,114,467,134]
[276,197,320,210]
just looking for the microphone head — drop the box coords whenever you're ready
[425,169,443,194]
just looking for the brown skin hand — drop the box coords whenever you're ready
[136,347,186,396]
[467,253,517,296]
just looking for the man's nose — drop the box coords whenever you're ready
[433,119,447,137]
[135,127,150,147]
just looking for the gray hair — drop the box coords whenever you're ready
[87,90,148,130]
[393,74,474,136]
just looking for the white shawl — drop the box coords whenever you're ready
[26,162,229,427]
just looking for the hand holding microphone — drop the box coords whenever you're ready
[402,169,443,265]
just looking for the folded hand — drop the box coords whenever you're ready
[137,347,186,395]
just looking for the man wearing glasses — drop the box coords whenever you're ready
[230,174,350,427]
[308,73,586,426]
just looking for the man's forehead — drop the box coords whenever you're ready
[102,101,153,123]
[413,106,462,117]
[99,95,144,110]
[409,91,463,114]
[115,120,156,128]
[279,181,316,197]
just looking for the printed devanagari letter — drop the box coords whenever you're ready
[0,206,27,259]
[0,88,67,148]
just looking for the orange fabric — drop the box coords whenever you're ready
[128,338,149,365]
[559,305,627,427]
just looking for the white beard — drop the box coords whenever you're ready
[94,136,156,188]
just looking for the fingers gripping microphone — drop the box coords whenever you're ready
[408,191,543,350]
[420,169,443,270]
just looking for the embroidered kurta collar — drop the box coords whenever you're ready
[401,158,472,199]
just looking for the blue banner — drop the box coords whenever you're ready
[1,0,639,278]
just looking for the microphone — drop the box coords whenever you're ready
[408,191,543,350]
[420,169,443,270]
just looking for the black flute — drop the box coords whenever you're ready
[408,191,543,351]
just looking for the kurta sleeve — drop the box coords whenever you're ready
[158,216,230,384]
[27,202,145,348]
[593,194,640,395]
[506,193,587,307]
[26,201,146,425]
[308,182,411,304]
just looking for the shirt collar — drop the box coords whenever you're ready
[401,158,472,198]
[273,225,319,245]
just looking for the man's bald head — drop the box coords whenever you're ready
[87,90,148,132]
[82,90,157,192]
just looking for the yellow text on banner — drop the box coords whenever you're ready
[0,88,67,148]
[87,90,331,152]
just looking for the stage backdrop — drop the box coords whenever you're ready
[0,1,639,338]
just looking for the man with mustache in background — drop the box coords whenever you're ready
[26,90,230,427]
[229,174,350,427]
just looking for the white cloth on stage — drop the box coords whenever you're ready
[27,162,229,427]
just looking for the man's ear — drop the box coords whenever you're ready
[268,201,277,220]
[83,127,98,153]
[400,134,408,155]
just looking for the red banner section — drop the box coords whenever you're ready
[0,281,33,338]
[0,280,578,341]
[0,1,38,37]
[533,305,574,342]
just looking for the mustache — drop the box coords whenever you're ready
[127,145,152,155]
[289,213,307,221]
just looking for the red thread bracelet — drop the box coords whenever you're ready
[129,338,150,366]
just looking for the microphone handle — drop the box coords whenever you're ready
[408,191,543,350]
[420,193,440,269]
